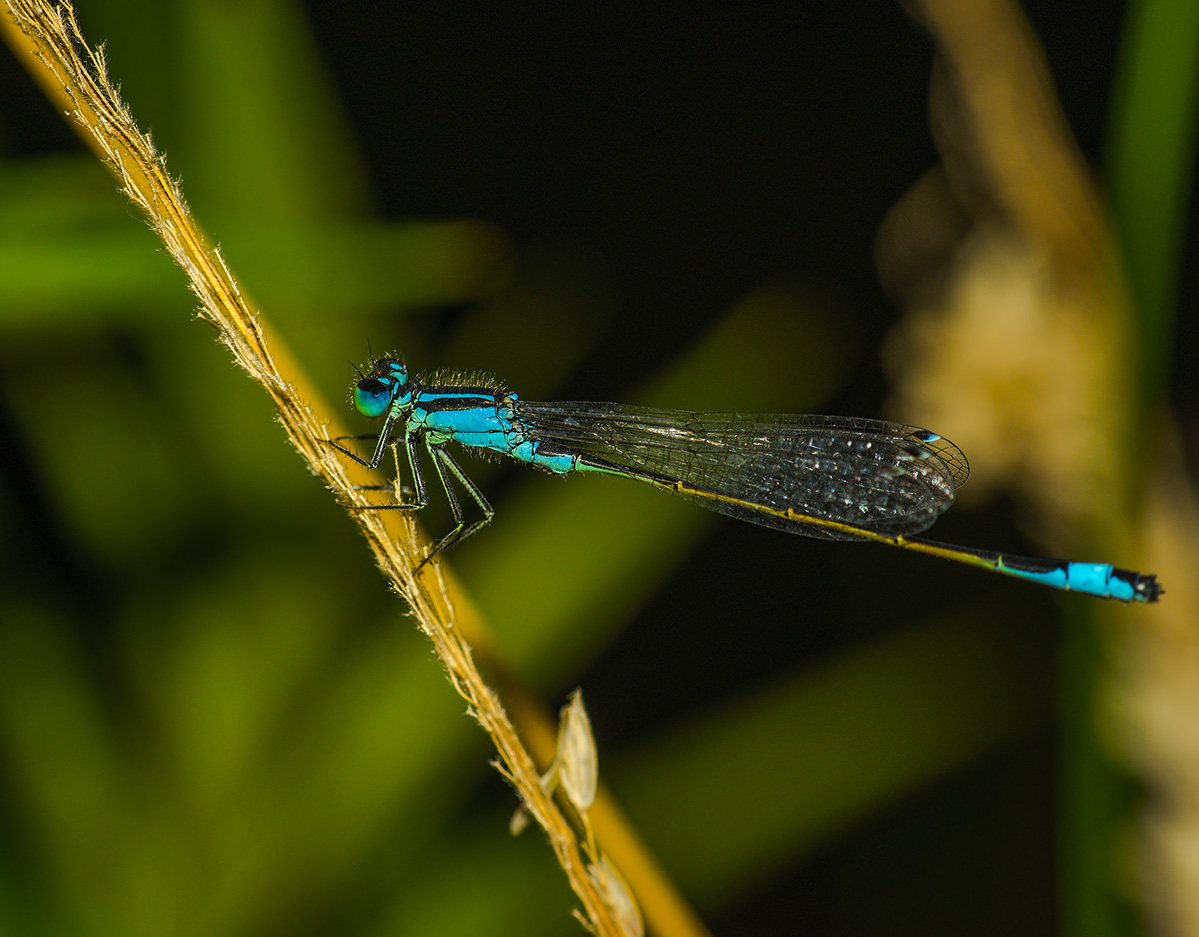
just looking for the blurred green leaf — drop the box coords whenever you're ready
[610,606,1051,910]
[1106,0,1199,396]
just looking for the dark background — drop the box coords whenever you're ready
[1,3,1192,936]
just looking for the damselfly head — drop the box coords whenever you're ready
[352,358,410,418]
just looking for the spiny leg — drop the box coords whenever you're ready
[329,408,401,470]
[343,432,427,511]
[437,446,495,545]
[328,433,380,468]
[416,442,495,569]
[333,429,493,571]
[330,433,400,495]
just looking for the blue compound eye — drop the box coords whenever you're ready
[354,377,394,418]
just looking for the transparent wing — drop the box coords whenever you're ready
[514,401,969,540]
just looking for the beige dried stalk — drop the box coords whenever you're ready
[1,2,654,933]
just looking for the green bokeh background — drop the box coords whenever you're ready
[0,2,1193,936]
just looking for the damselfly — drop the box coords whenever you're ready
[331,358,1161,603]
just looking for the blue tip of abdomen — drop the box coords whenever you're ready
[1001,557,1158,602]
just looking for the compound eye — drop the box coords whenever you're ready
[354,378,394,418]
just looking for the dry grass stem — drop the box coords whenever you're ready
[2,1,654,932]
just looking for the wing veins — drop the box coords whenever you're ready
[515,402,966,537]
